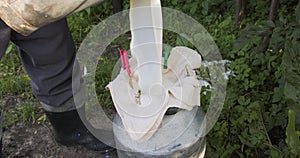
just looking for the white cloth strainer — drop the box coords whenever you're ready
[107,0,202,141]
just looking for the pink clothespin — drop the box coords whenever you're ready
[123,50,132,77]
[119,49,132,77]
[119,50,126,70]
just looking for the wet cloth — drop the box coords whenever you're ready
[107,0,202,141]
[107,46,202,141]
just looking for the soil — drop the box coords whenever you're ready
[3,122,118,158]
[1,96,118,158]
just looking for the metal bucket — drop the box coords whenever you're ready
[0,0,104,35]
[113,106,206,158]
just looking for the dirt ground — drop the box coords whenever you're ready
[2,122,117,158]
[1,96,118,158]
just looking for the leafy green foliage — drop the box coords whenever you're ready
[210,1,299,157]
[286,110,300,156]
[280,19,300,157]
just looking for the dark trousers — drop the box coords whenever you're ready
[0,18,82,111]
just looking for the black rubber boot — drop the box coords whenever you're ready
[45,107,112,152]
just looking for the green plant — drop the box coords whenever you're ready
[206,1,300,157]
[286,110,300,157]
[0,100,43,128]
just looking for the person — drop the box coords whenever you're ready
[0,15,112,152]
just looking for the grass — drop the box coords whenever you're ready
[0,43,42,128]
[0,44,32,96]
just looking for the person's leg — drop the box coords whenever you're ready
[10,18,111,151]
[0,18,11,60]
[10,18,80,111]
